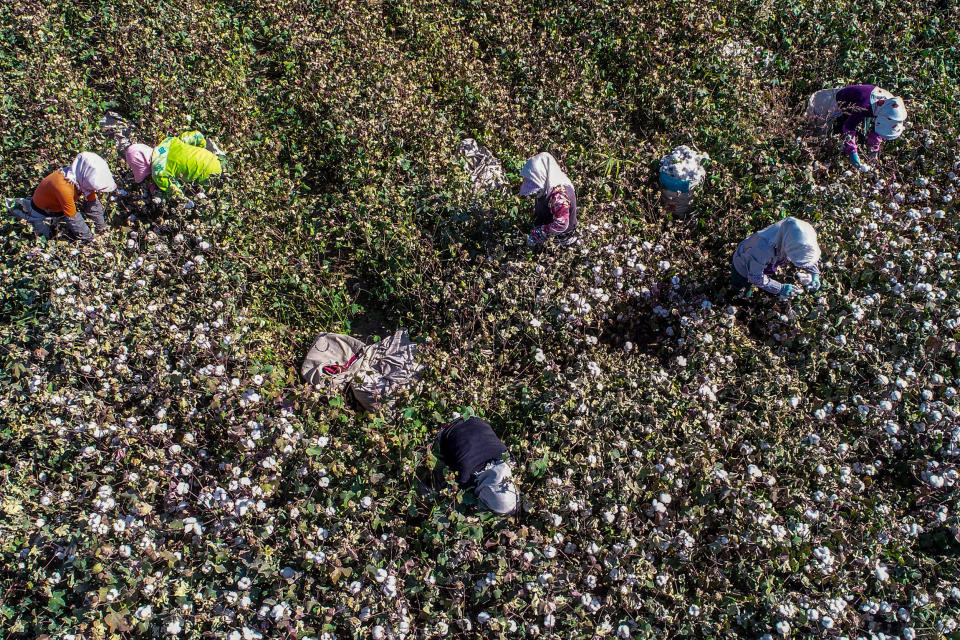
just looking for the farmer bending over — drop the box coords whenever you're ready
[124,131,223,200]
[811,85,907,171]
[435,417,518,515]
[28,152,116,242]
[731,217,822,299]
[520,152,578,247]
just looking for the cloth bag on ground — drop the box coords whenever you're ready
[301,332,369,387]
[301,329,423,411]
[459,138,508,192]
[806,88,842,135]
[351,329,424,411]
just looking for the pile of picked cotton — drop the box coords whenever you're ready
[459,138,508,192]
[660,145,709,188]
[659,146,709,215]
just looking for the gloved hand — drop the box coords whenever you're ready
[526,232,537,248]
[868,151,879,161]
[806,273,821,292]
[779,284,800,300]
[849,152,873,172]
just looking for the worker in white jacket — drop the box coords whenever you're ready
[731,217,822,298]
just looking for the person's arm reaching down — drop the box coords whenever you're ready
[529,187,571,245]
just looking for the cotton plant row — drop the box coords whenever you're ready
[1,211,328,634]
[1,62,958,640]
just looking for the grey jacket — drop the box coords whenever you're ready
[732,217,821,295]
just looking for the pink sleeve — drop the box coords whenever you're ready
[530,189,572,244]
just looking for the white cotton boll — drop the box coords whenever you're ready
[876,562,890,582]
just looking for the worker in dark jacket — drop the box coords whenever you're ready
[435,417,518,515]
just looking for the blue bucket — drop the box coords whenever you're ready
[659,168,692,193]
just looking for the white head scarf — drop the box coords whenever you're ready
[869,86,894,109]
[873,96,907,140]
[519,152,573,198]
[474,462,518,515]
[63,152,116,196]
[777,217,820,267]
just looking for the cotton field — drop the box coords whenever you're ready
[1,1,958,639]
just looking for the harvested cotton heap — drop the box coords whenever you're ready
[660,146,709,188]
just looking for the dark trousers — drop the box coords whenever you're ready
[730,263,750,294]
[33,198,107,242]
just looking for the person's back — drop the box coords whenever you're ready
[28,153,114,242]
[32,170,86,216]
[435,417,517,515]
[732,217,821,297]
[162,136,221,184]
[126,131,224,199]
[733,219,783,278]
[533,183,578,235]
[437,417,509,485]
